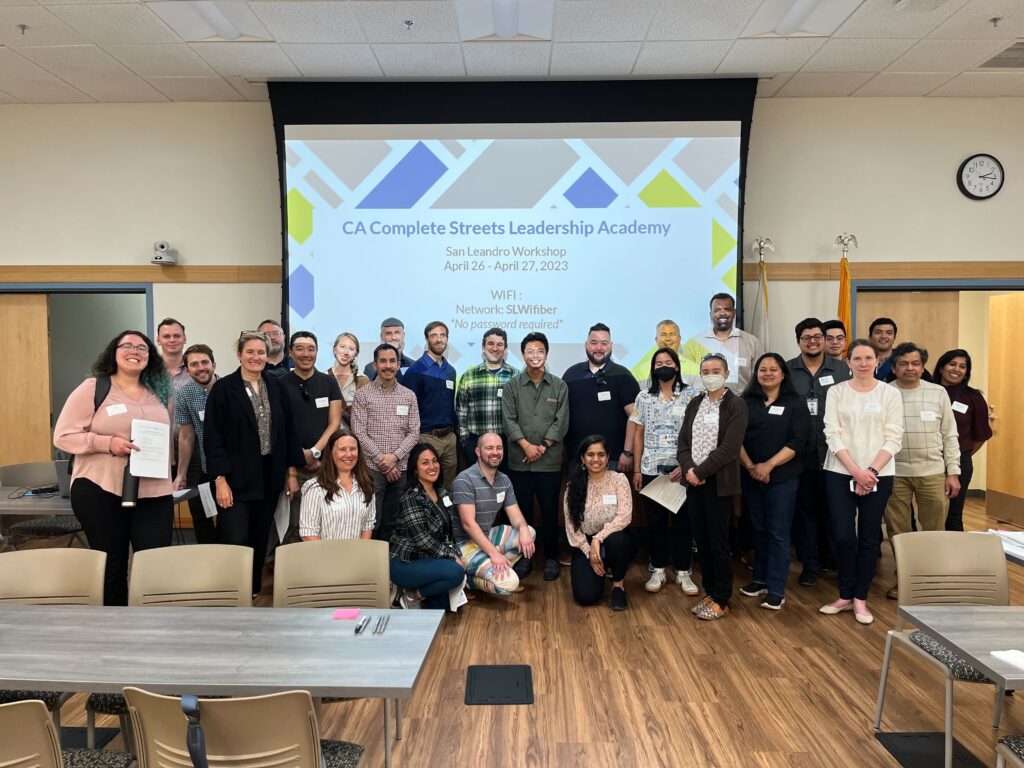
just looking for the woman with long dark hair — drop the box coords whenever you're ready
[738,353,809,610]
[389,443,465,609]
[300,430,375,540]
[564,435,636,610]
[54,330,174,605]
[933,349,992,531]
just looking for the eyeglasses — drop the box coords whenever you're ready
[116,343,150,354]
[799,334,824,342]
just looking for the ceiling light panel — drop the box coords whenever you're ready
[148,1,272,42]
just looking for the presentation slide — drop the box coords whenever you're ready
[284,122,741,379]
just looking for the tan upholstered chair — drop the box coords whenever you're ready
[272,539,390,609]
[87,544,253,748]
[0,548,106,728]
[0,699,134,768]
[0,461,86,548]
[874,531,1010,768]
[123,686,363,768]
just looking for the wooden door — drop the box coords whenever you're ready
[0,294,53,466]
[986,293,1024,525]
[855,290,959,366]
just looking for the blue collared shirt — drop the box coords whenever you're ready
[403,352,457,432]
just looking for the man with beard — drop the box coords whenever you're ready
[363,317,416,381]
[258,319,293,377]
[681,293,764,392]
[562,323,640,472]
[869,317,898,381]
[456,327,518,469]
[404,321,458,491]
[172,343,219,543]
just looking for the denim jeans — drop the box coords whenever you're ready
[389,555,465,610]
[743,476,799,597]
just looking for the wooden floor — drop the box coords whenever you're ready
[57,498,1023,767]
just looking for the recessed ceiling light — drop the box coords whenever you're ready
[147,1,273,43]
[456,0,554,42]
[741,0,865,38]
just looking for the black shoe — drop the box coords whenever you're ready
[761,594,785,610]
[798,570,819,587]
[512,557,533,580]
[543,559,560,581]
[739,581,767,597]
[610,586,628,611]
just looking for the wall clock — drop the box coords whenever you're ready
[957,154,1004,200]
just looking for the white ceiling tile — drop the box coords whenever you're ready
[835,0,971,38]
[17,44,168,99]
[372,42,465,76]
[550,41,639,75]
[48,3,179,44]
[223,74,268,100]
[0,0,39,6]
[886,38,1010,72]
[929,0,1024,40]
[755,71,793,97]
[4,76,93,101]
[462,41,550,76]
[350,1,459,43]
[716,37,826,75]
[190,41,300,77]
[37,0,134,5]
[553,0,659,42]
[646,0,761,41]
[802,38,915,72]
[927,70,1024,96]
[852,71,955,96]
[280,43,382,76]
[250,2,364,44]
[104,43,213,76]
[775,71,875,97]
[0,88,18,102]
[147,74,244,100]
[633,40,732,75]
[0,5,90,46]
[0,44,52,77]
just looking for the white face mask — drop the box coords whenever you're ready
[701,374,726,392]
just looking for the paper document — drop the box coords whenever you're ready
[992,650,1024,672]
[639,473,687,513]
[449,576,468,611]
[988,529,1024,562]
[197,482,217,518]
[274,491,290,543]
[129,419,170,479]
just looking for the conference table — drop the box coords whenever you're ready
[0,604,443,767]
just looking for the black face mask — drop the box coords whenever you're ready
[654,366,676,382]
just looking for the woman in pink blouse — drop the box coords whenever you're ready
[563,435,637,611]
[53,330,174,605]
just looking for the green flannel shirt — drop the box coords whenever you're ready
[455,361,518,442]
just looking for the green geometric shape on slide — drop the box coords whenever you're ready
[712,219,736,268]
[639,170,701,208]
[287,188,314,244]
[630,345,657,382]
[720,263,737,293]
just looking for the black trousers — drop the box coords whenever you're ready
[185,465,217,544]
[792,467,834,574]
[507,470,562,560]
[570,530,637,606]
[71,478,173,606]
[824,471,893,601]
[216,455,278,594]
[641,474,692,571]
[688,476,733,607]
[945,452,973,532]
[371,470,406,544]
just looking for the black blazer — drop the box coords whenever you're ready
[204,369,304,502]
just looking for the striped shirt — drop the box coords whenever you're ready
[455,361,518,442]
[173,379,212,473]
[298,477,375,540]
[351,378,420,472]
[450,463,517,544]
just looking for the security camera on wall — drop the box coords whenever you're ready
[151,241,178,266]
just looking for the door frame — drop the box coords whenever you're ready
[0,282,153,330]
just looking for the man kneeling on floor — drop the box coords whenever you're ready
[452,432,536,594]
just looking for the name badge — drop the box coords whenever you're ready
[546,398,558,404]
[246,388,254,398]
[106,403,128,416]
[768,405,785,415]
[496,388,503,398]
[496,491,506,503]
[807,399,819,416]
[864,403,882,414]
[602,494,617,505]
[952,401,969,414]
[919,410,937,422]
[442,496,452,507]
[198,410,205,422]
[703,414,718,424]
[315,397,329,409]
[736,356,748,368]
[396,405,410,416]
[597,391,611,402]
[819,375,835,386]
[445,379,454,390]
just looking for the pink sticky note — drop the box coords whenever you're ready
[333,608,360,620]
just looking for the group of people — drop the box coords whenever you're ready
[52,298,991,625]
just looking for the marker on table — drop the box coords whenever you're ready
[354,616,371,635]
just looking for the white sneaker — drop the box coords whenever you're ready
[398,590,422,609]
[645,568,667,593]
[676,570,699,595]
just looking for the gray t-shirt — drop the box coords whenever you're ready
[451,463,518,544]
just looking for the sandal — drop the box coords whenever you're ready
[694,600,730,621]
[690,595,714,615]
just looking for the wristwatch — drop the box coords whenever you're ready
[311,447,322,460]
[867,466,879,476]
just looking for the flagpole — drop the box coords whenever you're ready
[833,233,857,356]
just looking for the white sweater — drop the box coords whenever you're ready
[823,380,903,477]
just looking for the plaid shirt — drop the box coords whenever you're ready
[390,485,459,563]
[173,379,212,473]
[351,378,420,473]
[455,361,518,442]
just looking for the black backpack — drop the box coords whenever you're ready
[66,375,112,473]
